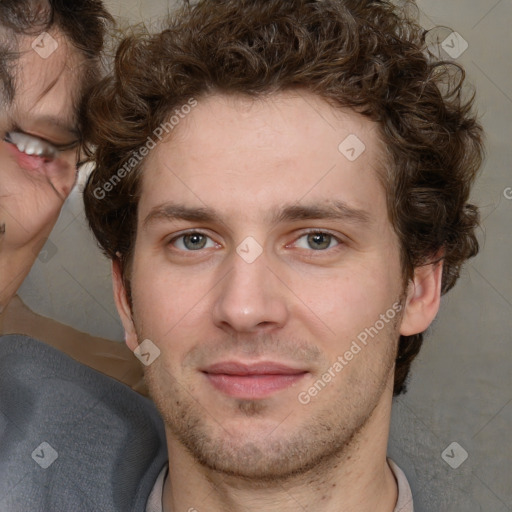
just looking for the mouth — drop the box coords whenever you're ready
[202,361,308,400]
[4,139,72,200]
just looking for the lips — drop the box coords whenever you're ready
[202,361,308,399]
[5,140,48,172]
[5,140,73,197]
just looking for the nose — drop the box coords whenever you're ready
[212,250,290,335]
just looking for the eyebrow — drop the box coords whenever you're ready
[270,201,372,225]
[143,205,222,228]
[143,200,371,229]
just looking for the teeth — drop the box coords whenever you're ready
[6,131,57,158]
[24,141,47,156]
[6,132,27,146]
[25,143,38,155]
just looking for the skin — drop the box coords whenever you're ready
[0,30,80,311]
[114,91,443,512]
[0,30,144,392]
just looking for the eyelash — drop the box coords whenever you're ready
[168,230,344,253]
[291,231,342,252]
[169,231,219,252]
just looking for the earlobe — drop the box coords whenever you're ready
[399,257,444,336]
[112,259,138,352]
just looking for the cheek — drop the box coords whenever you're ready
[43,154,77,197]
[4,142,76,197]
[5,142,45,172]
[294,259,400,344]
[130,261,212,340]
[50,156,77,196]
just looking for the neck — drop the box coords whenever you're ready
[0,237,43,315]
[162,386,398,512]
[0,252,33,315]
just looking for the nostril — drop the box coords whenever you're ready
[256,321,275,329]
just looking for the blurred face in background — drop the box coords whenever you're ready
[0,30,84,307]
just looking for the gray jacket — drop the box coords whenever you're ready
[0,335,167,511]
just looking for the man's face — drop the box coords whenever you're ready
[120,92,409,479]
[0,31,81,251]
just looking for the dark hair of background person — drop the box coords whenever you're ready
[82,0,485,395]
[0,0,112,130]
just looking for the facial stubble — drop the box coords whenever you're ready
[140,307,402,484]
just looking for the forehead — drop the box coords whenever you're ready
[6,31,83,135]
[140,92,388,223]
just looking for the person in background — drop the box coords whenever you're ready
[0,0,144,393]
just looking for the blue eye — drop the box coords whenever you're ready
[172,233,217,251]
[295,232,340,250]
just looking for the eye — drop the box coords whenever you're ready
[4,131,61,160]
[171,232,217,251]
[293,232,340,251]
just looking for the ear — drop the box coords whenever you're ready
[112,258,138,352]
[399,256,444,336]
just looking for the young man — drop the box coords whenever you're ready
[1,0,483,510]
[0,0,144,390]
[80,0,483,510]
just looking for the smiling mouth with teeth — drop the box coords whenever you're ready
[4,131,59,160]
[2,131,77,200]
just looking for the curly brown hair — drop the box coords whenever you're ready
[0,0,112,126]
[82,0,484,395]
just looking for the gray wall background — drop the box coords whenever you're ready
[18,1,511,510]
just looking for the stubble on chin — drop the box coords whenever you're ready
[138,296,403,483]
[143,347,396,483]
